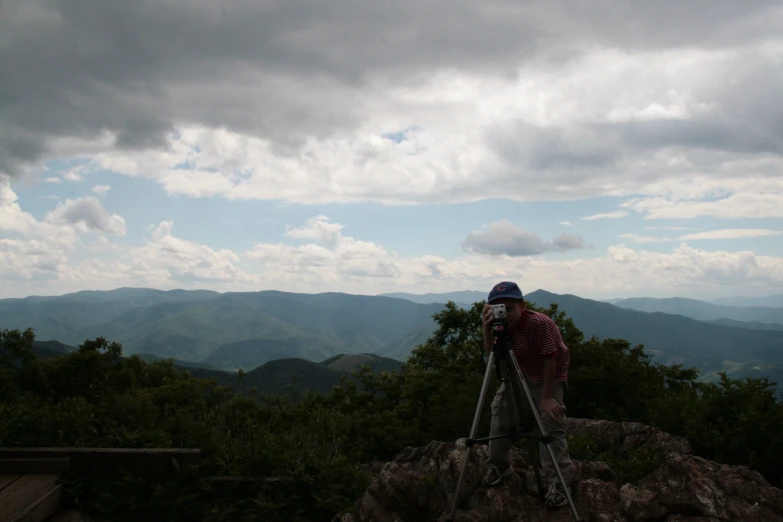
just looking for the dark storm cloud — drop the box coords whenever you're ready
[483,48,783,192]
[462,221,591,256]
[0,0,781,178]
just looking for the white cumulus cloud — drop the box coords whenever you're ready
[583,211,630,221]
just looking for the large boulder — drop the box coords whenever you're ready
[333,418,783,522]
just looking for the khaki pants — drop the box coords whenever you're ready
[486,380,575,486]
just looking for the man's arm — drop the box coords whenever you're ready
[538,321,561,418]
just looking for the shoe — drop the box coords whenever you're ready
[482,465,513,487]
[545,483,569,508]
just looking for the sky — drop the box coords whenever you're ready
[1,0,783,301]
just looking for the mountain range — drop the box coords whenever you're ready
[26,339,404,397]
[610,296,783,326]
[2,287,782,396]
[0,288,444,369]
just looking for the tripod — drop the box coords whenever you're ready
[445,318,582,522]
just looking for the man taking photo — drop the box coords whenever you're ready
[480,281,575,509]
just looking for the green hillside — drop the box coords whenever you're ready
[375,323,439,361]
[185,357,349,397]
[218,291,443,343]
[184,354,403,396]
[134,353,219,371]
[201,337,346,371]
[4,287,783,389]
[60,299,306,360]
[704,317,783,331]
[0,289,444,364]
[0,288,220,341]
[321,353,404,374]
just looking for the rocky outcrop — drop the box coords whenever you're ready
[333,418,783,522]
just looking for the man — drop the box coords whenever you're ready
[480,281,574,509]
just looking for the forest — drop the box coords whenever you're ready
[1,300,781,522]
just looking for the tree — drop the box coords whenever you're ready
[0,327,36,369]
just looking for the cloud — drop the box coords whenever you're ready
[127,221,256,285]
[92,185,111,196]
[3,205,783,299]
[621,193,783,219]
[46,198,126,235]
[620,228,782,243]
[583,211,629,221]
[0,184,259,292]
[1,178,80,282]
[560,221,572,226]
[645,226,700,231]
[678,229,782,240]
[0,179,131,289]
[285,216,344,248]
[249,216,400,281]
[1,179,75,243]
[461,220,591,256]
[242,218,783,298]
[0,1,780,218]
[62,167,86,182]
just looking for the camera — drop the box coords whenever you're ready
[491,304,507,321]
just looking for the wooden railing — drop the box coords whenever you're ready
[0,447,201,481]
[0,447,305,521]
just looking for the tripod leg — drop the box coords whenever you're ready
[446,351,496,522]
[505,362,545,500]
[528,438,545,500]
[506,355,583,522]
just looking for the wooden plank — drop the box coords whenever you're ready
[0,474,21,493]
[0,474,59,522]
[0,448,200,480]
[9,484,61,522]
[0,459,70,475]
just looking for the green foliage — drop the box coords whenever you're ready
[1,327,37,368]
[2,297,782,520]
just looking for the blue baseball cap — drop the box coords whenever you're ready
[487,281,524,302]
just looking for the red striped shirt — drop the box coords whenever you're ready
[508,310,570,383]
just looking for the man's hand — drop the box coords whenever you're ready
[481,304,494,353]
[539,397,563,421]
[482,303,494,331]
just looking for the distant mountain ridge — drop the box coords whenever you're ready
[2,286,782,396]
[521,290,783,392]
[611,296,783,325]
[379,290,486,306]
[708,294,783,308]
[0,288,443,370]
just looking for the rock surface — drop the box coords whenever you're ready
[333,418,783,522]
